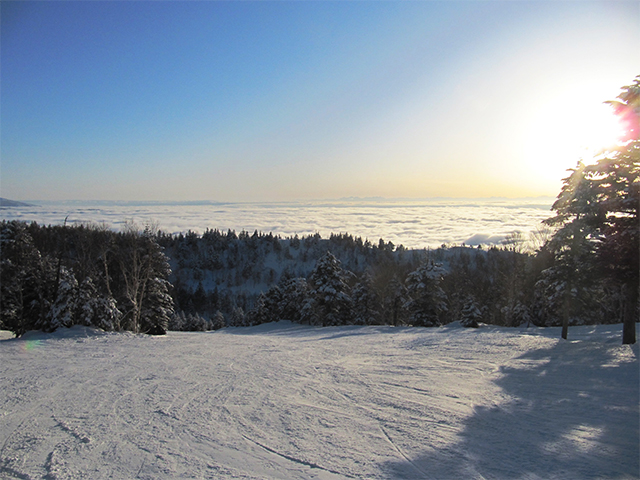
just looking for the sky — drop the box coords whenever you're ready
[1,1,638,202]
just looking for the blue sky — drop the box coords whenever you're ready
[1,1,638,202]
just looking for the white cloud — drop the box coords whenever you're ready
[0,199,553,249]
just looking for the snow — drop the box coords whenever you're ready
[1,323,638,479]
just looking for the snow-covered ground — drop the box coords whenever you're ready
[1,322,638,479]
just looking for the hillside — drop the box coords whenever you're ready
[1,323,637,479]
[0,198,32,207]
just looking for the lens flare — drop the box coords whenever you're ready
[22,340,42,352]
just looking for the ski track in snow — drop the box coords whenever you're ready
[0,323,637,479]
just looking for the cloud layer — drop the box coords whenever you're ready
[0,199,554,249]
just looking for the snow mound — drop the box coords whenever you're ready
[0,330,14,341]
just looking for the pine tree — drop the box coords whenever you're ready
[169,311,187,331]
[45,266,78,331]
[230,306,245,327]
[278,277,310,323]
[73,276,121,330]
[543,161,601,338]
[405,262,447,327]
[141,277,173,335]
[211,310,226,330]
[82,275,122,332]
[185,312,208,331]
[383,275,409,326]
[352,273,382,325]
[308,251,354,326]
[246,293,271,326]
[0,221,55,336]
[460,296,482,328]
[544,77,639,343]
[76,277,98,327]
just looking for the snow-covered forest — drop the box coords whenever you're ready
[0,217,633,339]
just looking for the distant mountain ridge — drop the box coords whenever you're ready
[0,198,32,207]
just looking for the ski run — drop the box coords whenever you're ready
[1,322,638,479]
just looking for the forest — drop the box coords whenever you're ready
[0,214,634,342]
[1,78,638,344]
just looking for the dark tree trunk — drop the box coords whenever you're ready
[561,281,571,340]
[622,316,636,345]
[622,284,637,345]
[561,314,569,340]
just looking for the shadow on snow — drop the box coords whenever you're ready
[384,330,639,479]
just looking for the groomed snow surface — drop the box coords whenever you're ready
[1,323,638,479]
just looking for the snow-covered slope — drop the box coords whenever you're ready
[1,323,637,479]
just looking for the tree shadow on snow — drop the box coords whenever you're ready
[384,332,639,479]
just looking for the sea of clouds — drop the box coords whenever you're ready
[0,198,555,250]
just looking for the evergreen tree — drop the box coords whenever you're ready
[75,277,122,331]
[544,77,639,343]
[246,293,271,326]
[0,221,55,335]
[211,310,226,330]
[352,273,382,325]
[169,311,187,331]
[460,296,482,328]
[308,251,354,326]
[45,266,78,331]
[543,161,601,338]
[405,262,447,327]
[186,312,209,331]
[141,277,173,334]
[230,306,245,327]
[278,277,310,323]
[76,277,97,327]
[383,275,409,326]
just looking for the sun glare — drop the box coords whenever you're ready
[523,89,625,185]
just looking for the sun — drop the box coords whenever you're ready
[523,87,625,186]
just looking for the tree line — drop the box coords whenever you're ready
[0,218,634,342]
[0,221,172,336]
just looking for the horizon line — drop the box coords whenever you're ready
[4,195,557,206]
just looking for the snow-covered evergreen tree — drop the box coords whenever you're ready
[230,306,245,327]
[186,312,209,331]
[73,277,120,330]
[543,77,639,343]
[460,296,482,328]
[0,221,54,335]
[352,273,382,325]
[140,277,173,335]
[307,251,353,326]
[405,262,447,327]
[246,293,271,326]
[383,275,409,326]
[532,266,599,328]
[75,277,97,327]
[45,266,78,331]
[211,310,226,330]
[278,277,310,323]
[92,294,122,332]
[169,311,187,331]
[500,300,532,327]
